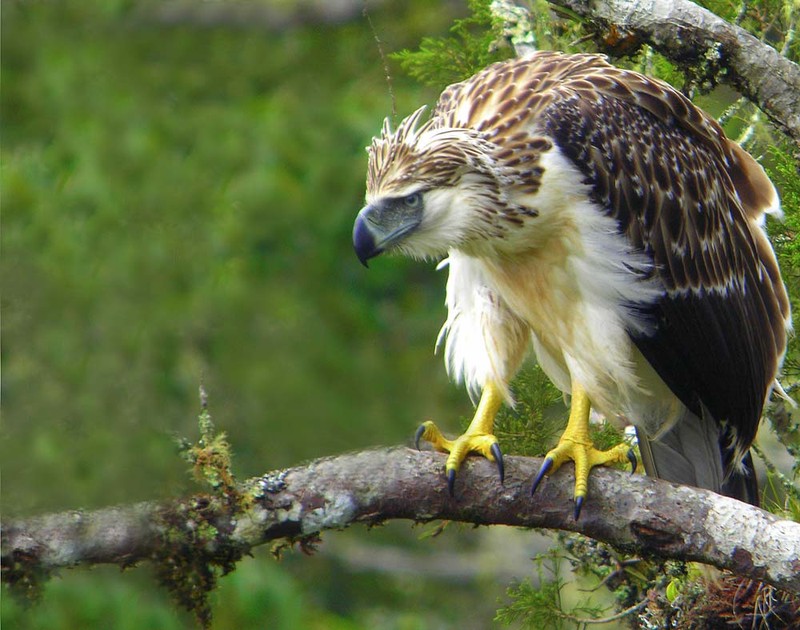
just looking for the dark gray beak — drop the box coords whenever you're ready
[352,199,422,267]
[353,211,382,267]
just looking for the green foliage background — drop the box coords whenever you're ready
[2,0,464,513]
[2,1,494,627]
[3,0,798,627]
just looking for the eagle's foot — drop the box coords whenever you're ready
[531,436,635,519]
[530,383,636,520]
[415,421,504,495]
[415,380,506,495]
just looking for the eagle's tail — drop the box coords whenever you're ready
[720,451,759,506]
[635,407,759,506]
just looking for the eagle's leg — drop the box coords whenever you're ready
[531,383,635,519]
[415,381,504,495]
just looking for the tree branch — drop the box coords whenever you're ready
[3,448,800,596]
[535,0,800,144]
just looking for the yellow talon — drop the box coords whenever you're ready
[415,382,505,494]
[531,383,634,519]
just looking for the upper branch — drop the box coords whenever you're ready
[538,0,800,143]
[3,448,800,595]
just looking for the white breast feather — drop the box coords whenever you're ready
[438,148,679,428]
[436,253,530,404]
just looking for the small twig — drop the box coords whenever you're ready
[736,108,762,150]
[752,443,800,505]
[780,0,797,56]
[555,597,648,624]
[362,0,396,119]
[578,557,644,593]
[735,0,750,26]
[717,96,749,127]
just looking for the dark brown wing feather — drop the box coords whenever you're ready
[528,56,789,469]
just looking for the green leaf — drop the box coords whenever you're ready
[392,0,513,88]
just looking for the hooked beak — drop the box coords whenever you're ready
[353,211,382,267]
[352,201,422,267]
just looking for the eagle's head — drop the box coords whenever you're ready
[352,106,548,266]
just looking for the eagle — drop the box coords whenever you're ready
[352,52,792,517]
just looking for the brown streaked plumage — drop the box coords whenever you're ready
[354,52,792,508]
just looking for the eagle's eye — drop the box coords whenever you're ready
[403,192,423,209]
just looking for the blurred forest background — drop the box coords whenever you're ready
[2,1,543,627]
[2,0,798,628]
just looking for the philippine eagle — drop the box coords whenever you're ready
[352,52,791,517]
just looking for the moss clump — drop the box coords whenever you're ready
[178,386,237,497]
[158,388,248,627]
[152,493,247,629]
[2,547,50,606]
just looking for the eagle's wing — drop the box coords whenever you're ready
[531,57,790,480]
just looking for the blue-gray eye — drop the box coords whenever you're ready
[403,192,423,208]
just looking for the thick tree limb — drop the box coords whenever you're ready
[533,0,800,143]
[3,448,800,595]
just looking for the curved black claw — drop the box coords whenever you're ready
[627,448,637,475]
[447,468,456,497]
[530,457,554,496]
[490,442,505,483]
[574,496,584,521]
[414,424,426,451]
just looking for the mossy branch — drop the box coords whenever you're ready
[4,447,800,610]
[534,0,800,143]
